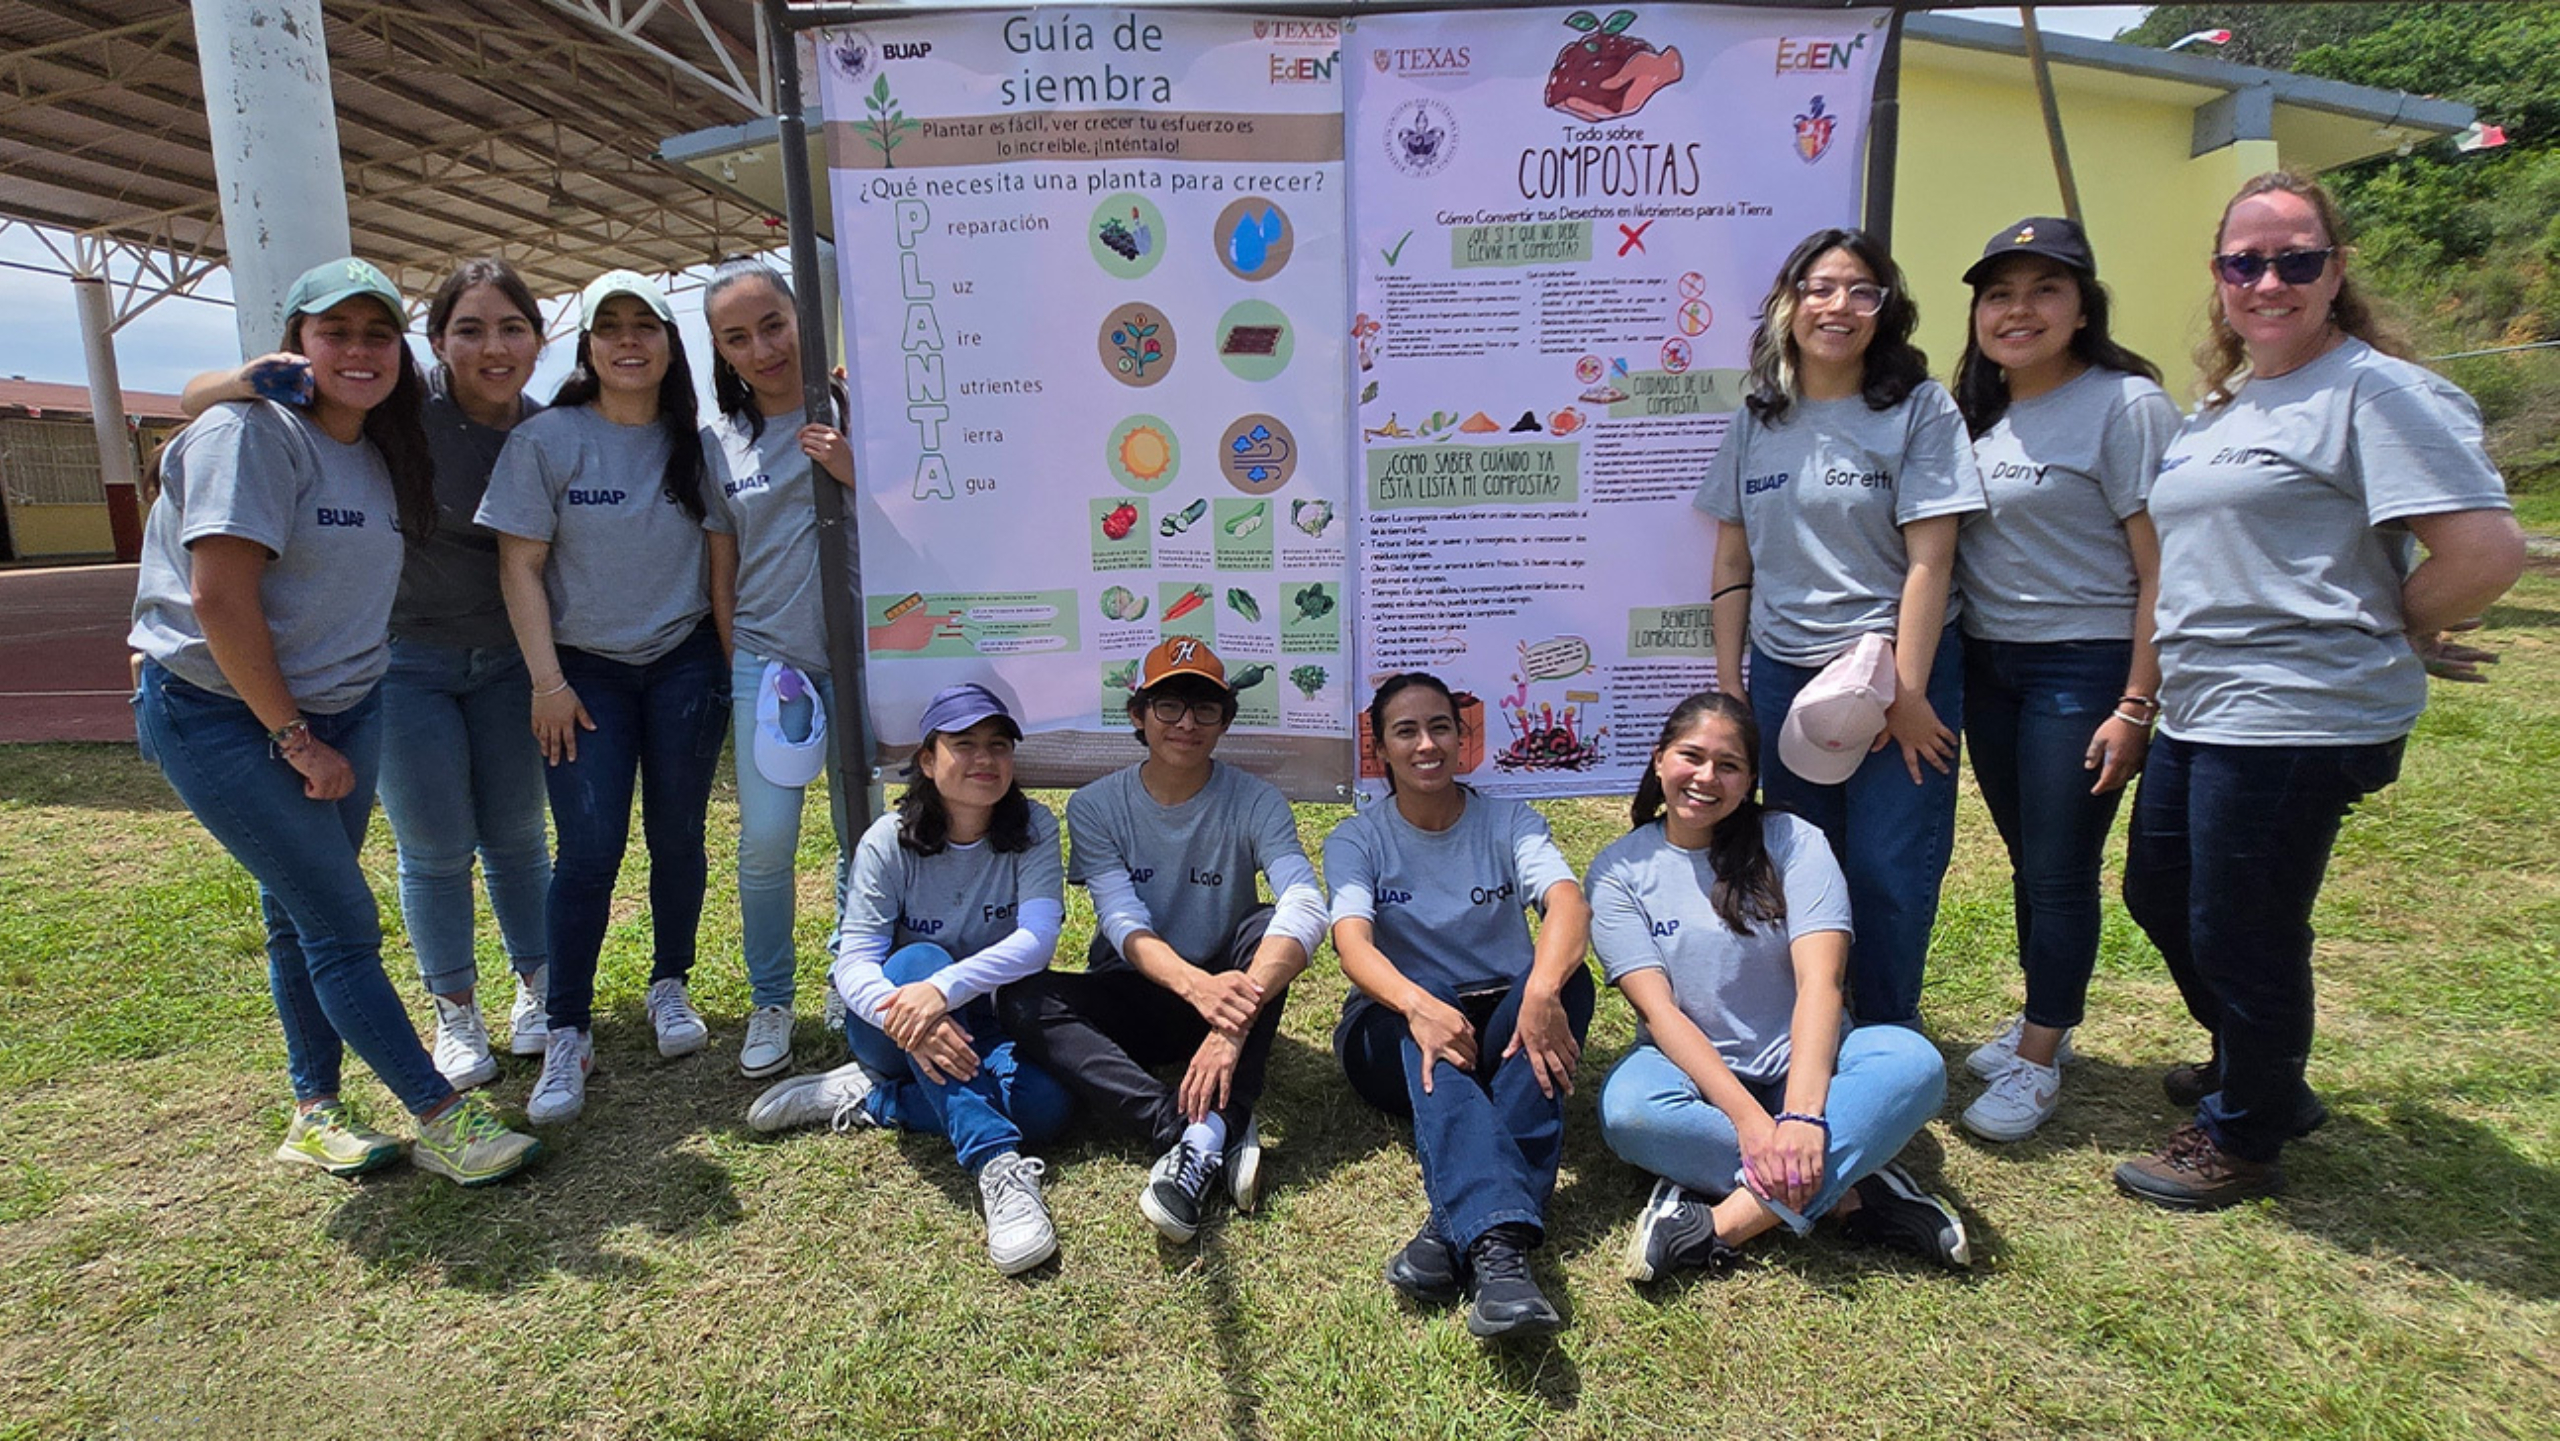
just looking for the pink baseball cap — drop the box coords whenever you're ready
[1777,634,1897,785]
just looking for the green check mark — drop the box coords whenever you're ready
[1381,230,1413,268]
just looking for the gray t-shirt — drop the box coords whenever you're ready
[1323,790,1578,996]
[701,407,834,672]
[1693,381,1987,666]
[394,391,539,650]
[842,806,1066,961]
[474,404,710,666]
[1957,368,2179,644]
[2150,339,2510,745]
[1587,812,1852,1082]
[1065,760,1327,966]
[129,401,405,714]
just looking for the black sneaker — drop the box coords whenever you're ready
[1838,1162,1971,1269]
[1385,1217,1460,1305]
[1464,1224,1563,1339]
[1138,1139,1222,1244]
[1624,1178,1738,1283]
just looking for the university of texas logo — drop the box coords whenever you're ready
[1543,10,1684,122]
[1794,95,1837,163]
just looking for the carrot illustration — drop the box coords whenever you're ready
[1163,585,1211,622]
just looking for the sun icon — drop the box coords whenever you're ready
[1106,415,1180,493]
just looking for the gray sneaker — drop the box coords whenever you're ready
[430,994,498,1090]
[526,1026,593,1125]
[508,966,550,1056]
[739,1004,795,1079]
[978,1151,1058,1276]
[645,979,709,1058]
[746,1060,878,1134]
[412,1094,540,1187]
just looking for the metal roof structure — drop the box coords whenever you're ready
[0,1,797,327]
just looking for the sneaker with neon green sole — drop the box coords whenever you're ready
[412,1094,541,1187]
[274,1102,405,1177]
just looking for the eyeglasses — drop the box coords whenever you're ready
[1796,278,1889,316]
[2212,248,2335,287]
[1147,696,1228,726]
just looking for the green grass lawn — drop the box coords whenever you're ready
[4,571,2556,1440]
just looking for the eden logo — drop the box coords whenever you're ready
[1776,34,1867,73]
[315,507,366,528]
[566,488,628,506]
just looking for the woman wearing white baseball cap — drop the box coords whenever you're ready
[477,269,727,1125]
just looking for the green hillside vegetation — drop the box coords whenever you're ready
[2125,5,2560,489]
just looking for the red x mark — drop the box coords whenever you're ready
[1617,220,1653,256]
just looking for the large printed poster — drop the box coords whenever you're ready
[1345,7,1886,798]
[818,10,1353,794]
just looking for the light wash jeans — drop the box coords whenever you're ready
[376,635,551,997]
[135,666,453,1114]
[729,647,854,1010]
[1598,1025,1946,1233]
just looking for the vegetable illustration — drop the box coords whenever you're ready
[1097,207,1154,262]
[1290,498,1335,537]
[1159,497,1209,537]
[1226,588,1261,623]
[1291,584,1336,623]
[1229,663,1274,692]
[1103,658,1142,692]
[1099,586,1147,622]
[1100,501,1138,541]
[1225,501,1267,538]
[1164,584,1212,622]
[1289,663,1328,698]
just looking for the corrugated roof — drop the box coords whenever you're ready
[0,377,189,423]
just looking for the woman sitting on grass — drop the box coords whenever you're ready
[1593,692,1965,1281]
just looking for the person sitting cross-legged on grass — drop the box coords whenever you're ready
[998,638,1328,1245]
[746,682,1073,1276]
[1594,692,1967,1283]
[1327,672,1594,1341]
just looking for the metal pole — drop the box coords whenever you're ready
[73,275,139,493]
[2018,6,2084,224]
[1862,6,1907,246]
[190,0,353,355]
[766,0,877,830]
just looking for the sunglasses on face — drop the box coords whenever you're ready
[1795,278,1889,316]
[2212,248,2335,287]
[1148,697,1227,726]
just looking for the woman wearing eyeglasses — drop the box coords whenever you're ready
[2112,173,2523,1210]
[1695,229,1985,1031]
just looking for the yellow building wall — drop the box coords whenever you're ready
[6,503,118,557]
[1897,49,2283,406]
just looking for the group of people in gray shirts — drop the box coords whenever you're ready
[125,169,2525,1342]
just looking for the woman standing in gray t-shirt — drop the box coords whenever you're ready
[2112,173,2524,1212]
[1693,229,1986,1031]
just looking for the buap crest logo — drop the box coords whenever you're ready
[824,27,877,84]
[1794,95,1836,164]
[1384,98,1457,178]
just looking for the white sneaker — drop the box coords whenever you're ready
[1964,1014,2077,1080]
[739,1004,796,1078]
[978,1151,1057,1276]
[431,994,498,1090]
[746,1060,878,1133]
[527,1026,593,1125]
[646,978,709,1058]
[1226,1115,1264,1214]
[1962,1054,2063,1142]
[508,966,550,1056]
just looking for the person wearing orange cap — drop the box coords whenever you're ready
[999,638,1327,1246]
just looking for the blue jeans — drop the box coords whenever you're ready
[1963,637,2133,1031]
[1334,968,1598,1253]
[1751,626,1963,1028]
[134,666,453,1115]
[1598,1026,1946,1232]
[543,624,728,1033]
[729,648,854,1010]
[377,635,551,997]
[2122,734,2404,1162]
[843,944,1073,1172]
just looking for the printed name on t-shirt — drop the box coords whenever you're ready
[724,472,772,499]
[1988,460,2048,486]
[981,901,1018,925]
[2209,446,2285,468]
[1744,471,1792,496]
[1188,867,1223,887]
[315,507,369,528]
[1469,879,1517,906]
[1822,465,1893,489]
[566,488,628,506]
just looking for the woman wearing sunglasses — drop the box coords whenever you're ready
[2113,173,2523,1209]
[1695,229,1985,1031]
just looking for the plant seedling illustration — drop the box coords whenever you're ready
[860,75,917,166]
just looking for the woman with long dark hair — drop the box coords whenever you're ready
[132,257,539,1185]
[698,257,857,1078]
[1694,229,1985,1031]
[477,270,726,1125]
[177,259,558,1089]
[2113,174,2524,1208]
[1945,219,2180,1141]
[1325,673,1593,1339]
[748,683,1074,1277]
[1596,692,1962,1280]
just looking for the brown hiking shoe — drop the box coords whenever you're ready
[2114,1122,2284,1211]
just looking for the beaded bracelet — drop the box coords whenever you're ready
[1773,1111,1830,1134]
